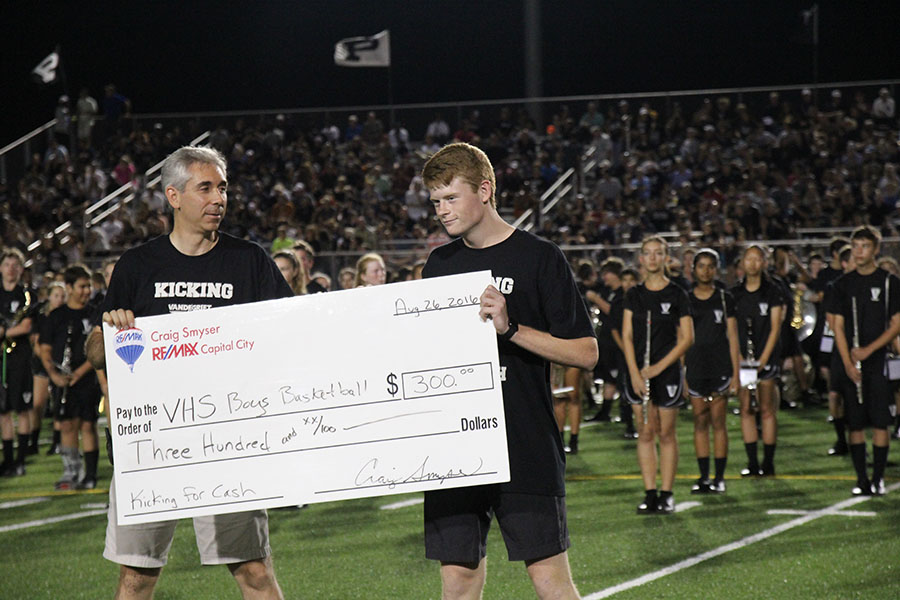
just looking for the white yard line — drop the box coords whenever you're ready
[380,498,424,510]
[584,482,900,599]
[768,508,876,517]
[0,497,49,510]
[675,501,702,512]
[0,509,107,534]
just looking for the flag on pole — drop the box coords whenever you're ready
[32,51,60,85]
[334,30,390,67]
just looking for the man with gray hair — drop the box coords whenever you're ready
[86,145,291,599]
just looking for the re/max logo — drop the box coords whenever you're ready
[152,342,199,361]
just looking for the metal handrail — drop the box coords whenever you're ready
[0,119,56,158]
[25,131,210,256]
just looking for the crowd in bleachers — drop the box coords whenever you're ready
[2,84,898,284]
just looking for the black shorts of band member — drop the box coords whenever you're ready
[51,385,101,423]
[756,363,781,382]
[829,363,849,393]
[424,485,570,563]
[841,371,893,430]
[0,355,33,413]
[688,375,731,399]
[781,326,802,357]
[595,340,621,383]
[31,355,48,378]
[622,365,685,409]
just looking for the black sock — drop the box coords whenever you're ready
[84,450,99,480]
[833,418,846,444]
[714,457,727,480]
[697,456,710,480]
[2,439,13,465]
[872,445,889,484]
[744,442,759,469]
[52,429,61,446]
[849,443,869,484]
[30,428,40,448]
[644,488,658,500]
[15,433,30,464]
[659,489,673,498]
[762,444,776,469]
[569,433,579,446]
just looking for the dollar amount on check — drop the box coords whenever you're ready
[104,271,510,525]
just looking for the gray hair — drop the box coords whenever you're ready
[160,146,227,192]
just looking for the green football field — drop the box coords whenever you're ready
[1,406,897,599]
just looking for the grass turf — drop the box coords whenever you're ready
[1,407,897,599]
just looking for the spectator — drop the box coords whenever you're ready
[75,88,98,148]
[354,252,386,286]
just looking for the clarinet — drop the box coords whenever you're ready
[643,310,651,425]
[56,324,74,413]
[744,317,758,414]
[852,296,863,405]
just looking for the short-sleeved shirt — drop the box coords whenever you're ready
[686,286,735,380]
[829,268,900,368]
[40,304,99,394]
[423,229,595,496]
[0,285,33,358]
[623,282,692,369]
[731,278,787,358]
[101,233,293,319]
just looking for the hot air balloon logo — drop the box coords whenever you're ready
[114,328,146,373]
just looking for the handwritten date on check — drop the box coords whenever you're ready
[103,271,510,526]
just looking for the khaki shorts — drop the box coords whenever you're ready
[103,476,271,568]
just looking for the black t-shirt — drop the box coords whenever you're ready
[686,287,735,379]
[809,265,843,340]
[830,268,900,367]
[597,287,623,344]
[101,233,293,319]
[423,229,595,496]
[0,285,33,357]
[40,304,99,393]
[623,282,692,369]
[731,278,787,358]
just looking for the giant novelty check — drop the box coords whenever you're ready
[104,271,509,526]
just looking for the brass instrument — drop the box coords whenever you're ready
[789,285,817,341]
[643,311,651,425]
[852,297,863,405]
[2,290,32,354]
[744,317,758,414]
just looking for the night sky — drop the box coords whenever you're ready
[2,0,899,140]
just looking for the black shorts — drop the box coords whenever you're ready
[424,485,570,563]
[595,338,621,383]
[756,362,781,382]
[687,375,731,398]
[52,383,101,422]
[0,351,33,413]
[623,365,685,409]
[780,325,802,357]
[31,355,48,378]
[841,367,892,430]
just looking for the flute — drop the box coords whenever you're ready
[744,317,758,414]
[852,297,863,405]
[643,311,651,425]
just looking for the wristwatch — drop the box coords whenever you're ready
[498,320,518,342]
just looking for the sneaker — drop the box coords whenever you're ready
[691,478,712,494]
[656,494,675,514]
[761,464,776,477]
[46,443,59,456]
[623,428,638,440]
[26,444,39,456]
[563,445,572,454]
[871,479,886,496]
[710,479,726,493]
[12,463,25,477]
[76,477,97,490]
[741,466,762,477]
[637,491,658,514]
[780,398,798,410]
[54,479,75,491]
[827,441,849,456]
[851,481,873,496]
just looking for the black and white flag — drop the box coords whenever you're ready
[334,30,390,67]
[32,51,60,85]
